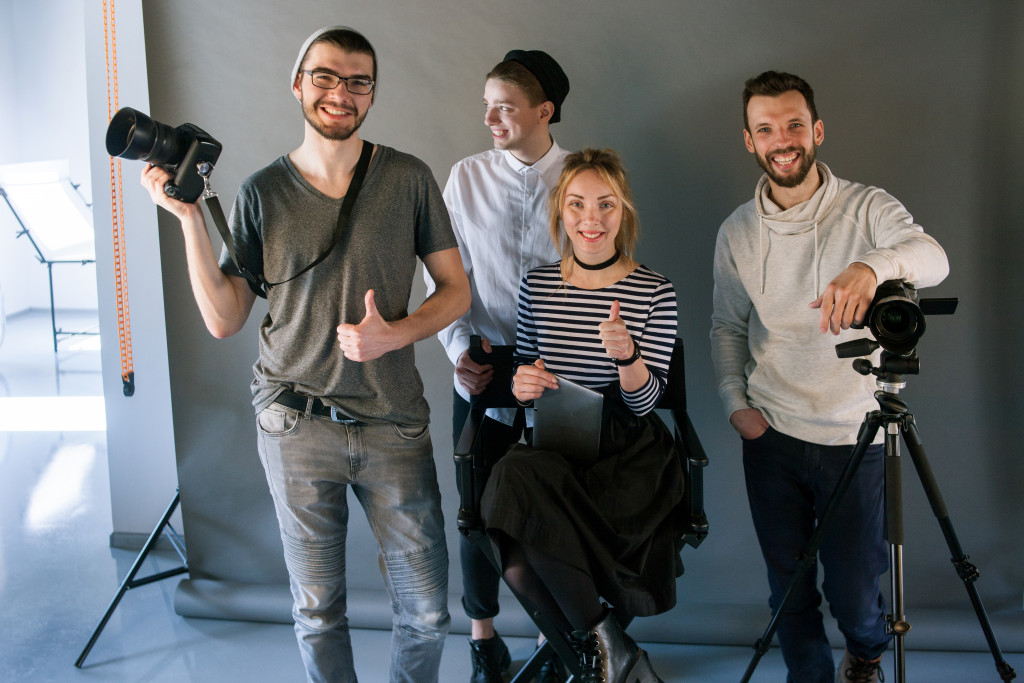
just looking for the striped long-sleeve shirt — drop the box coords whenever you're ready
[515,262,678,415]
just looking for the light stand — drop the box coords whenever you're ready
[741,344,1016,682]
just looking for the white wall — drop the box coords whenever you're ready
[82,0,179,540]
[0,0,97,314]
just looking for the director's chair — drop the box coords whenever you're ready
[454,336,709,681]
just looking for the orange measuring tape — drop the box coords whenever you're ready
[103,0,135,396]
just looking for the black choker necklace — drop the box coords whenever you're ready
[573,251,620,271]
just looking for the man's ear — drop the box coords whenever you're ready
[539,101,554,123]
[292,74,303,102]
[743,128,755,154]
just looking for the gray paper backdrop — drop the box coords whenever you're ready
[141,0,1023,647]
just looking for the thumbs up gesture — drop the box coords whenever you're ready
[337,289,394,362]
[598,299,634,362]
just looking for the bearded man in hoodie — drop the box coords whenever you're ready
[710,71,949,683]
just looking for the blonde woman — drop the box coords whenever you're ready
[481,148,682,683]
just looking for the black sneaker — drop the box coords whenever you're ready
[469,633,512,683]
[836,650,885,683]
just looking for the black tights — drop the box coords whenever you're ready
[498,533,604,633]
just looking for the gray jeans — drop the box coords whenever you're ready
[256,403,450,682]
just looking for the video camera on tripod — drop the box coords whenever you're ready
[743,282,1017,683]
[836,280,958,375]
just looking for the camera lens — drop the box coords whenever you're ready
[876,304,917,340]
[870,294,926,356]
[105,107,187,166]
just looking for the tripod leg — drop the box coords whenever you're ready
[901,420,1017,682]
[48,261,57,353]
[741,413,882,683]
[883,422,909,683]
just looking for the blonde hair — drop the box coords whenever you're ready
[549,148,639,279]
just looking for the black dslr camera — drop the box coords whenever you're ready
[105,107,222,203]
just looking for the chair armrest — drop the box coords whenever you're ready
[454,407,486,533]
[674,407,710,549]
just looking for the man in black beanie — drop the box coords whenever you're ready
[425,49,570,683]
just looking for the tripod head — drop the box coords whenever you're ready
[837,341,919,393]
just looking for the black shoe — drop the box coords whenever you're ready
[536,651,565,683]
[469,633,512,683]
[572,608,664,683]
[836,650,884,683]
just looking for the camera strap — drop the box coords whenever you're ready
[203,139,374,299]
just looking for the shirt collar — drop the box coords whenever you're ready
[501,137,563,175]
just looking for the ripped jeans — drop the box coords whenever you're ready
[257,402,450,683]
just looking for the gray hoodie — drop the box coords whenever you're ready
[711,162,949,445]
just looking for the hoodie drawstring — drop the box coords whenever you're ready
[759,215,766,294]
[813,219,819,297]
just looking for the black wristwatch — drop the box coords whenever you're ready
[614,336,642,367]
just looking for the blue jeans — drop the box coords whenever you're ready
[743,427,890,683]
[257,402,450,683]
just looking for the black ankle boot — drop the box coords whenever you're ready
[570,628,604,683]
[468,633,511,683]
[574,609,665,683]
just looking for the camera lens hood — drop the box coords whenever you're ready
[105,107,185,166]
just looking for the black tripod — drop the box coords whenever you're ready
[741,349,1016,683]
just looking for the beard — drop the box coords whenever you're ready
[756,143,817,188]
[301,96,366,141]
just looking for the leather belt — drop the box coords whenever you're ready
[273,390,362,424]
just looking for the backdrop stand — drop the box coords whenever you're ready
[75,488,188,668]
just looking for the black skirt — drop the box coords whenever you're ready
[480,400,686,617]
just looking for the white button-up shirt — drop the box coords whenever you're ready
[427,140,569,424]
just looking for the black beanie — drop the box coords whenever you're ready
[502,49,570,123]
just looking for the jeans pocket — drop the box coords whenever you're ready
[741,425,772,444]
[391,422,429,441]
[257,404,301,437]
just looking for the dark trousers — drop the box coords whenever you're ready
[743,426,890,683]
[452,390,528,620]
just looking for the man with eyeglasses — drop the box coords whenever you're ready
[141,25,468,683]
[425,50,570,683]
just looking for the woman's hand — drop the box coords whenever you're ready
[512,358,559,403]
[598,300,633,361]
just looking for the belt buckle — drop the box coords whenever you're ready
[329,406,358,424]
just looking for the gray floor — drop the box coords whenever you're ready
[0,310,1018,682]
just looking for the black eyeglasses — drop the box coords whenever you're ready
[300,70,375,95]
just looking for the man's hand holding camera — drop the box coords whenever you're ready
[809,262,878,335]
[140,164,202,221]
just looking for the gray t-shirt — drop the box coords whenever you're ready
[220,144,457,425]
